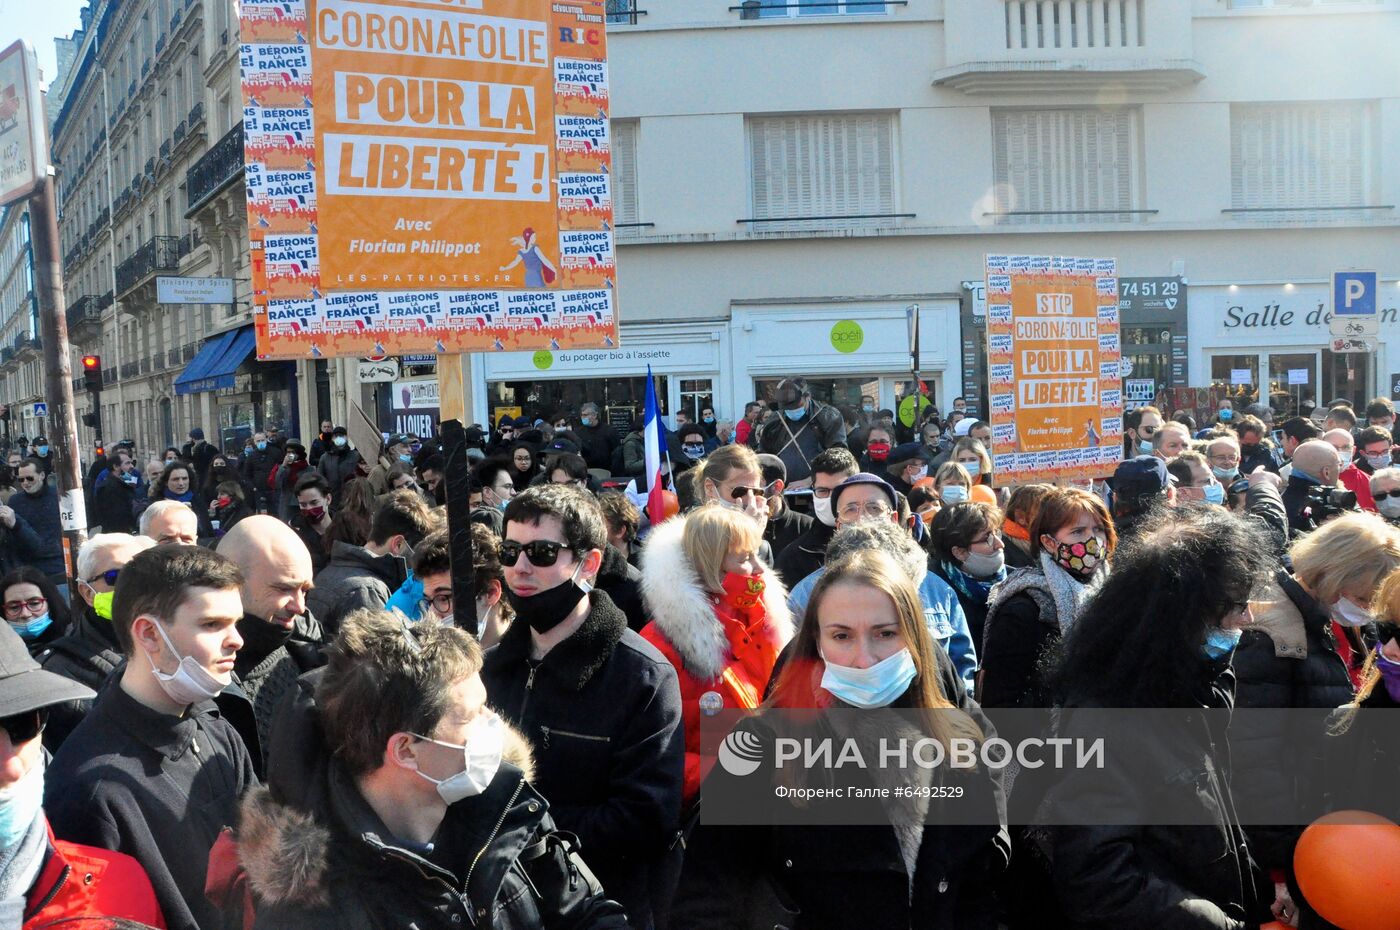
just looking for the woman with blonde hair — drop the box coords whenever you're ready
[640,503,793,806]
[673,548,1008,929]
[1231,511,1400,881]
[934,461,973,506]
[697,443,769,537]
[951,437,994,488]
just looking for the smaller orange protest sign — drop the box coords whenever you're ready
[985,254,1123,486]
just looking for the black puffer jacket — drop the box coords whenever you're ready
[37,605,124,752]
[773,519,834,591]
[306,541,403,636]
[595,544,646,631]
[1231,570,1357,870]
[1043,666,1267,930]
[241,672,628,930]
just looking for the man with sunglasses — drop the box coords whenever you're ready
[5,460,63,587]
[1372,467,1400,525]
[36,534,157,752]
[0,625,166,928]
[481,484,683,930]
[45,545,256,930]
[1123,405,1164,460]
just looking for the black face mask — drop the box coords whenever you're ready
[505,565,590,634]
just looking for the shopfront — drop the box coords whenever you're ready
[474,321,727,430]
[728,300,962,428]
[1191,284,1398,418]
[176,325,301,450]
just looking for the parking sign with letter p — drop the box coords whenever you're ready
[1332,270,1377,317]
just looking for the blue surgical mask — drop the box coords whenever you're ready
[11,614,51,640]
[940,485,969,504]
[1212,465,1237,482]
[1203,483,1226,505]
[820,648,918,709]
[333,436,347,447]
[1366,453,1392,470]
[0,756,44,849]
[1138,440,1153,456]
[36,446,48,457]
[256,441,267,451]
[862,405,875,414]
[784,407,806,422]
[399,453,414,463]
[958,459,983,477]
[1218,409,1233,421]
[1202,626,1242,660]
[703,416,715,424]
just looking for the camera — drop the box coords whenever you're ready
[1305,484,1358,524]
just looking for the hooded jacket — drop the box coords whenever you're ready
[638,514,794,804]
[316,443,362,498]
[481,591,684,929]
[237,673,628,930]
[307,541,403,636]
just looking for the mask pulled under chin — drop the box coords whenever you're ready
[148,620,227,705]
[505,562,592,633]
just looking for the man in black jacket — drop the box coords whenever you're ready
[92,450,141,534]
[240,431,279,513]
[180,427,218,486]
[38,532,157,752]
[237,610,628,930]
[775,448,858,587]
[45,545,258,930]
[753,378,847,486]
[575,402,620,472]
[756,453,812,567]
[217,516,327,772]
[482,485,684,930]
[8,458,64,580]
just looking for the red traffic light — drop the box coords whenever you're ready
[82,355,103,391]
[82,355,100,369]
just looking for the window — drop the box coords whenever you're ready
[605,0,638,25]
[747,113,896,228]
[1230,102,1376,212]
[611,120,640,234]
[991,107,1142,223]
[679,379,714,424]
[757,0,886,18]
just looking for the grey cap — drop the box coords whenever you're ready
[0,624,94,719]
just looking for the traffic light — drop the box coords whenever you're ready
[82,355,102,392]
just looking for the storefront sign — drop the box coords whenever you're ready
[1118,277,1185,316]
[1213,292,1399,338]
[357,358,399,382]
[984,254,1123,485]
[1390,372,1400,402]
[0,41,47,207]
[157,276,235,304]
[829,320,864,353]
[391,378,440,437]
[239,0,619,359]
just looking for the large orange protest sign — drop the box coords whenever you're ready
[985,254,1123,486]
[238,0,619,359]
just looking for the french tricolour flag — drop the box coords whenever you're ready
[643,366,667,525]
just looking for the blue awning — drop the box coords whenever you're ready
[174,325,256,395]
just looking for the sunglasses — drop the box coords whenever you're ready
[1376,489,1400,500]
[499,539,570,568]
[15,476,38,485]
[727,486,765,501]
[0,709,47,745]
[85,569,120,587]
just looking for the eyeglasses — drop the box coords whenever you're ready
[0,709,47,745]
[838,501,892,520]
[2,597,46,618]
[1208,454,1240,466]
[82,568,121,588]
[812,486,835,499]
[727,486,765,501]
[500,539,569,568]
[969,534,1003,551]
[419,592,453,615]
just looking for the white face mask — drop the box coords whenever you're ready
[961,548,1005,579]
[1379,497,1400,520]
[1332,598,1374,628]
[819,648,918,709]
[147,619,227,705]
[413,712,505,804]
[910,465,929,482]
[812,493,837,527]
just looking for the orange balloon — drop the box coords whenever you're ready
[1259,923,1289,930]
[912,477,937,491]
[659,490,680,521]
[1294,811,1400,930]
[970,484,998,506]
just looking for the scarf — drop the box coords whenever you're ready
[165,489,194,503]
[0,809,47,924]
[1002,517,1029,541]
[942,560,1005,606]
[1037,550,1099,634]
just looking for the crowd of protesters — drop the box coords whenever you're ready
[0,382,1395,928]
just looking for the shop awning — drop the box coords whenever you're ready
[174,325,256,395]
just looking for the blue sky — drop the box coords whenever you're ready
[3,0,88,90]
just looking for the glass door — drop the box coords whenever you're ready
[1266,352,1319,419]
[1322,350,1371,411]
[1210,355,1261,408]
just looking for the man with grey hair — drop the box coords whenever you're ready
[574,400,620,472]
[784,473,978,693]
[36,533,156,751]
[139,500,199,546]
[1372,466,1400,524]
[1325,426,1378,512]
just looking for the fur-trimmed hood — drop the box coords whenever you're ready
[639,513,793,681]
[238,721,536,908]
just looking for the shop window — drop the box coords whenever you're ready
[754,377,880,414]
[991,107,1142,224]
[487,376,665,433]
[1209,355,1260,407]
[679,379,714,424]
[1266,353,1317,419]
[747,114,896,229]
[1230,101,1376,212]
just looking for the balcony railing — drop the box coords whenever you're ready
[182,343,195,362]
[115,235,180,296]
[139,356,151,374]
[127,80,136,99]
[188,101,204,127]
[103,368,116,385]
[171,8,181,30]
[144,157,156,181]
[159,139,171,160]
[97,290,115,311]
[120,361,137,379]
[155,34,166,55]
[174,120,186,143]
[0,349,15,367]
[186,125,243,215]
[178,227,203,258]
[67,295,104,332]
[167,348,181,367]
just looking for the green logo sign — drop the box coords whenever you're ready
[829,320,864,353]
[899,393,931,428]
[532,351,554,370]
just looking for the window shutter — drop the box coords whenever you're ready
[992,108,1138,223]
[1230,102,1373,212]
[748,114,895,228]
[610,120,639,227]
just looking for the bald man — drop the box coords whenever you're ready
[1324,427,1377,512]
[216,516,326,772]
[139,500,199,546]
[1282,439,1348,535]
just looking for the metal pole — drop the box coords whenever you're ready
[908,304,922,430]
[439,417,477,634]
[29,175,87,588]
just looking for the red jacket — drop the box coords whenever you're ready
[25,824,165,928]
[1340,463,1377,512]
[638,514,793,805]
